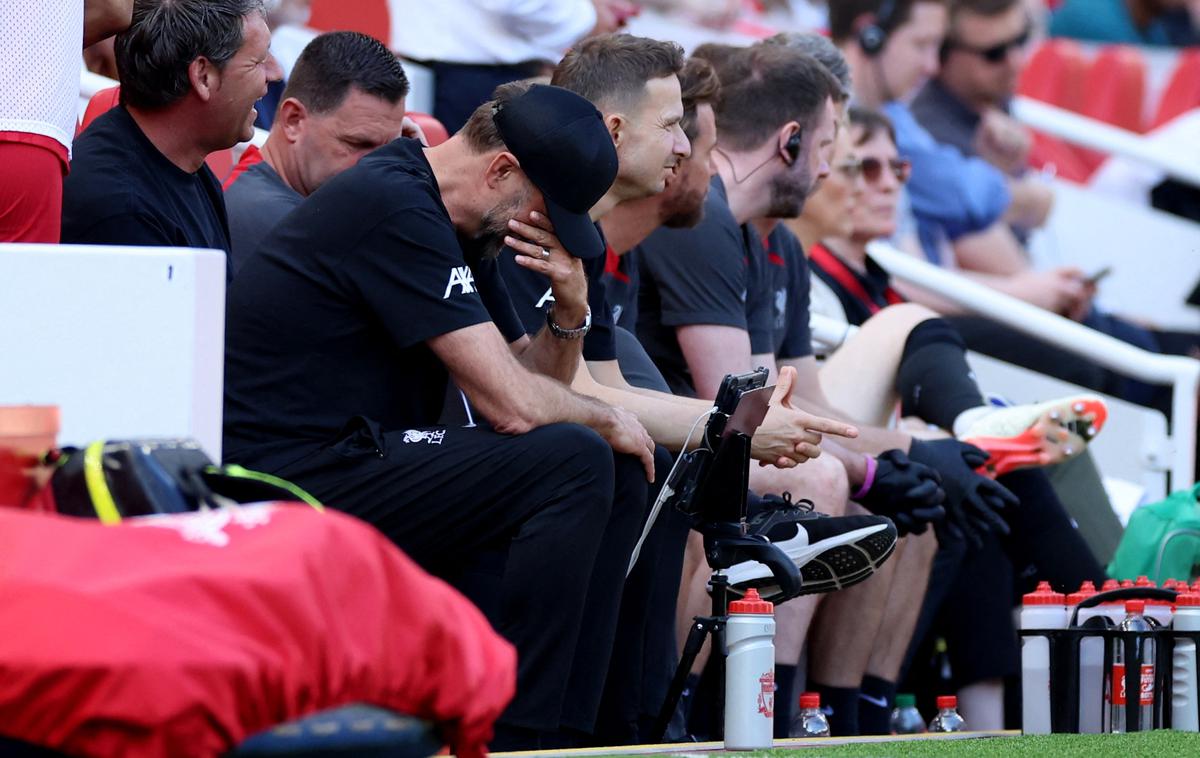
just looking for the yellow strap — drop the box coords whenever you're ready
[83,441,121,525]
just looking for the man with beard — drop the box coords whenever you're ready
[222,83,658,751]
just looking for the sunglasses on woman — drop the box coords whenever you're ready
[835,156,912,184]
[945,25,1032,65]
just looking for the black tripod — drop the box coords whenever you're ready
[651,370,805,742]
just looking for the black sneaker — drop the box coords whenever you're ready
[720,494,898,597]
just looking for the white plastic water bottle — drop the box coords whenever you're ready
[928,696,966,732]
[1172,592,1200,732]
[1021,581,1067,734]
[724,588,776,750]
[790,692,830,737]
[1070,581,1107,734]
[1110,600,1155,733]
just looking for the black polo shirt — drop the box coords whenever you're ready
[603,245,640,329]
[634,176,774,396]
[223,138,524,467]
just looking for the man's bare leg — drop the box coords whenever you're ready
[818,303,940,425]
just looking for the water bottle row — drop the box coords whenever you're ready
[787,692,966,737]
[1020,578,1200,735]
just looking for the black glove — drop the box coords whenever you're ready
[907,438,1019,548]
[855,449,946,536]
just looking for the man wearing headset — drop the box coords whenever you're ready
[829,0,1053,263]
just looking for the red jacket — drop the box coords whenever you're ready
[0,504,515,758]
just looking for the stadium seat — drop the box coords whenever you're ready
[307,0,391,46]
[1152,48,1200,129]
[79,86,121,133]
[1028,132,1094,184]
[1081,45,1148,134]
[77,85,234,181]
[408,112,449,146]
[1018,38,1088,112]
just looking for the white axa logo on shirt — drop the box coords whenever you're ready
[403,429,446,445]
[443,266,477,299]
[535,287,555,309]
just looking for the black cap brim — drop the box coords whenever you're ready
[544,195,604,259]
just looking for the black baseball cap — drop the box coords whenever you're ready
[493,84,618,259]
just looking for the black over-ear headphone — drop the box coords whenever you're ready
[784,130,802,165]
[859,0,900,58]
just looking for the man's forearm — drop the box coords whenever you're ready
[84,0,133,47]
[518,326,584,384]
[576,372,710,452]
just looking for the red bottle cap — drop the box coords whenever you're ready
[1023,580,1065,605]
[728,587,774,615]
[799,692,821,709]
[1135,576,1156,588]
[1193,579,1200,591]
[1102,579,1121,592]
[1178,593,1200,607]
[1121,579,1136,589]
[1125,600,1146,615]
[937,695,957,710]
[1067,580,1097,605]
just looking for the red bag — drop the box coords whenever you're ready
[0,504,515,758]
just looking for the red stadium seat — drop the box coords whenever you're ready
[307,0,391,46]
[1018,38,1088,112]
[1152,48,1200,129]
[409,112,449,146]
[1080,45,1147,133]
[79,86,121,133]
[1028,132,1093,183]
[78,84,235,182]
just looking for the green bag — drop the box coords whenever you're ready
[1107,483,1200,583]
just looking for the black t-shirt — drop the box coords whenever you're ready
[223,138,520,468]
[765,225,813,360]
[809,242,906,327]
[603,245,640,329]
[634,176,773,396]
[62,106,231,274]
[496,223,617,361]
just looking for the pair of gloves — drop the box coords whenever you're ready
[856,439,1019,547]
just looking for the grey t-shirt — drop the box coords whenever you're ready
[224,158,303,275]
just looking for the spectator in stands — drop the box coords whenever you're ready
[1050,0,1200,46]
[224,31,409,272]
[61,0,282,278]
[829,0,1053,263]
[0,0,132,243]
[392,0,639,133]
[223,82,658,752]
[911,0,1034,177]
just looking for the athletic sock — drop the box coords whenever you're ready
[858,675,898,735]
[810,681,860,736]
[896,319,986,432]
[774,664,798,738]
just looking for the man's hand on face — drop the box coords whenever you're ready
[751,366,859,468]
[505,212,588,323]
[974,109,1032,176]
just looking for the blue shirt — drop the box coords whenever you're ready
[883,101,1011,262]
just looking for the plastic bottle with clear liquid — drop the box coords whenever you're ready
[889,693,926,735]
[790,692,830,737]
[928,696,966,732]
[1109,600,1155,733]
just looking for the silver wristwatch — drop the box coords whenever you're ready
[546,305,591,340]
